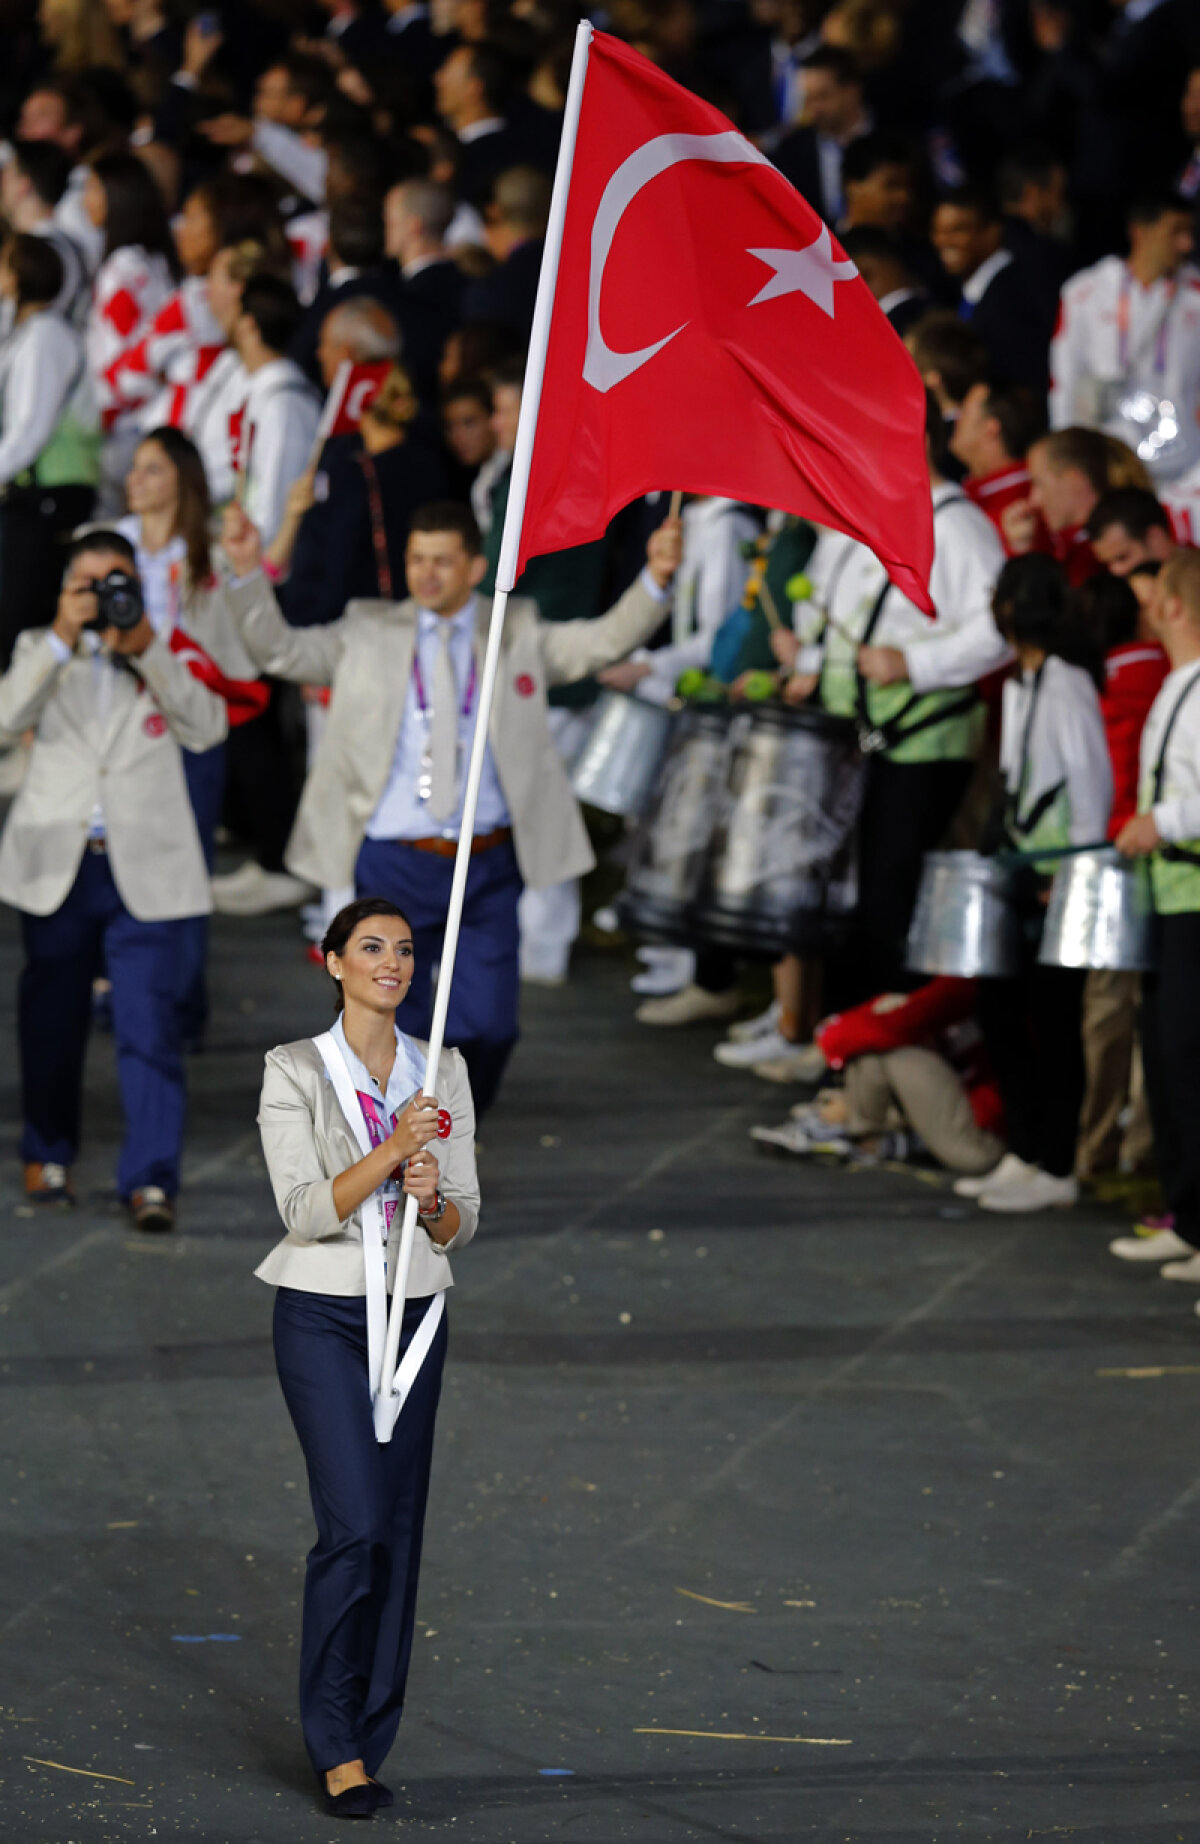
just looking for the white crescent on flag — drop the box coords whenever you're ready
[583,130,859,394]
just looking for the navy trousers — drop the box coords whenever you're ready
[19,851,188,1195]
[273,1287,447,1777]
[179,742,227,1047]
[354,836,522,1117]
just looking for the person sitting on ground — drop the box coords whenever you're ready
[749,976,1005,1175]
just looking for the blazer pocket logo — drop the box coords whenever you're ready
[514,673,536,697]
[437,1109,452,1139]
[143,713,167,738]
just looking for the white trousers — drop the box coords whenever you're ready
[518,706,590,980]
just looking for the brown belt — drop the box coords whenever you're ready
[405,825,512,859]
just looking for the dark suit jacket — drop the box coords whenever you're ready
[772,126,836,224]
[456,123,523,210]
[402,257,467,328]
[288,266,444,405]
[461,239,542,342]
[884,289,933,339]
[278,432,448,629]
[966,257,1056,394]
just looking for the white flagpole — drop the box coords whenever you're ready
[375,17,595,1432]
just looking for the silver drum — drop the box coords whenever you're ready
[570,689,674,818]
[690,705,865,956]
[1038,848,1154,971]
[907,851,1022,979]
[617,706,735,943]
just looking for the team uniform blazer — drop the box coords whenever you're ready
[0,630,227,919]
[255,1035,479,1298]
[224,570,668,891]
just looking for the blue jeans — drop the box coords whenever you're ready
[354,835,521,1116]
[273,1287,447,1776]
[19,850,189,1195]
[179,741,226,1046]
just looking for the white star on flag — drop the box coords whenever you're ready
[746,225,858,317]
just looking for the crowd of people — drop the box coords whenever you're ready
[0,0,1196,1294]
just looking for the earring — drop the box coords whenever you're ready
[333,973,342,981]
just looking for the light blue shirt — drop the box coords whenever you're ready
[330,1013,425,1119]
[365,596,511,841]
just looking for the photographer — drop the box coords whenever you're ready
[0,532,227,1228]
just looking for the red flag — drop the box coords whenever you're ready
[511,31,934,609]
[323,360,393,436]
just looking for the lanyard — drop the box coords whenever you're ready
[358,450,394,600]
[411,630,478,718]
[1117,269,1178,380]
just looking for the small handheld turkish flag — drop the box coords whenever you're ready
[504,28,934,610]
[322,359,394,437]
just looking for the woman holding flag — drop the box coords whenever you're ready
[257,895,478,1816]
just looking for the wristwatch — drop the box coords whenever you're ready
[421,1188,447,1224]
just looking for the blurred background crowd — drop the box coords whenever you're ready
[1,0,1200,1273]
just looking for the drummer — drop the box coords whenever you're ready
[1112,550,1200,1278]
[958,554,1112,1215]
[778,392,1009,1009]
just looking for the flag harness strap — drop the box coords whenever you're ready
[312,1029,445,1442]
[849,494,976,756]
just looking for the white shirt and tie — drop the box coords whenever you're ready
[364,597,511,841]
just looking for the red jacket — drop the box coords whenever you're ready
[1101,640,1170,835]
[815,978,1003,1136]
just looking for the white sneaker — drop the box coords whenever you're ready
[750,1113,853,1158]
[1110,1227,1195,1262]
[714,1027,800,1068]
[211,863,315,915]
[1159,1252,1200,1282]
[953,1152,1026,1198]
[978,1168,1078,1213]
[725,1000,782,1045]
[631,946,696,996]
[635,983,742,1026]
[751,1044,828,1083]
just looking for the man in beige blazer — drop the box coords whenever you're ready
[220,497,681,1113]
[0,529,227,1225]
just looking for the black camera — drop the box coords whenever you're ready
[85,569,145,633]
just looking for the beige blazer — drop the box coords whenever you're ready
[255,1035,479,1297]
[0,630,227,919]
[223,571,667,891]
[184,571,261,683]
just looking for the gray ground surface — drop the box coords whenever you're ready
[1,906,1198,1842]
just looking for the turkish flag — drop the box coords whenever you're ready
[512,31,934,609]
[323,360,394,436]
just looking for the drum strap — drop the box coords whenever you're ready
[849,495,977,756]
[1153,668,1200,865]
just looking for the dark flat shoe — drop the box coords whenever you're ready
[324,1783,377,1819]
[368,1778,394,1809]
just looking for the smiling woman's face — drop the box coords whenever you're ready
[327,915,415,1016]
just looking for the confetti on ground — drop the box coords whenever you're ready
[538,1768,575,1777]
[635,1728,851,1745]
[24,1756,136,1784]
[1096,1366,1200,1379]
[675,1588,756,1612]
